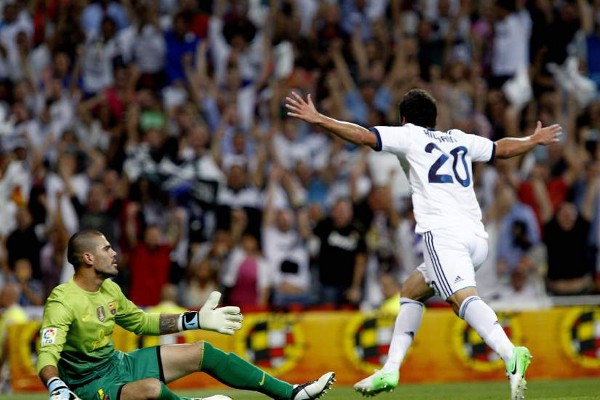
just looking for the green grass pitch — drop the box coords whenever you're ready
[4,379,600,400]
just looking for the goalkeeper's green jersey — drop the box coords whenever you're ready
[37,278,160,386]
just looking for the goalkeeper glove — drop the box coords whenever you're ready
[47,377,81,400]
[179,291,243,335]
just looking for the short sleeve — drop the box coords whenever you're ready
[461,131,495,162]
[371,125,412,154]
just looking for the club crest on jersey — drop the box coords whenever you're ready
[97,306,106,322]
[97,388,110,400]
[108,301,117,315]
[41,328,57,346]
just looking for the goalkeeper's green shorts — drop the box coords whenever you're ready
[72,347,162,400]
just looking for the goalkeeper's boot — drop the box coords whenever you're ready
[291,372,335,400]
[506,346,532,400]
[353,370,399,397]
[184,396,232,400]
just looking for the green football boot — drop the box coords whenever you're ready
[353,370,399,397]
[506,346,533,400]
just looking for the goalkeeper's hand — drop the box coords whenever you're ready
[48,377,81,400]
[180,291,243,335]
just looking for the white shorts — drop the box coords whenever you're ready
[416,227,488,300]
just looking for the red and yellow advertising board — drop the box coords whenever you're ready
[9,307,600,392]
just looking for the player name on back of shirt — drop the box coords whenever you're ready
[424,129,457,143]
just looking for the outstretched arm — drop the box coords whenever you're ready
[285,92,379,149]
[495,121,562,159]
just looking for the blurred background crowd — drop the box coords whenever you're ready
[0,0,600,327]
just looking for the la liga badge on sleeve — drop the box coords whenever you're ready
[41,328,57,345]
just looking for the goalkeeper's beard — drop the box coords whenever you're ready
[95,261,119,279]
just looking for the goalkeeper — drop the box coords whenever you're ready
[38,229,335,400]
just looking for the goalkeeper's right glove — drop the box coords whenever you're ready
[47,377,81,400]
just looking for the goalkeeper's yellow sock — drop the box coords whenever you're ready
[200,342,293,399]
[158,382,182,400]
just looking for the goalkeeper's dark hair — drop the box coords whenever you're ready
[67,230,104,268]
[399,88,437,129]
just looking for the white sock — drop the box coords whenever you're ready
[459,296,514,363]
[381,298,424,373]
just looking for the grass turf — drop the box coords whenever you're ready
[4,379,600,400]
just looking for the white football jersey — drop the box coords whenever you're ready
[372,123,495,235]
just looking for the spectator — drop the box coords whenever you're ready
[128,2,167,92]
[49,2,86,63]
[217,164,263,210]
[80,16,125,97]
[9,258,43,306]
[164,11,199,86]
[221,230,272,309]
[126,223,178,307]
[312,197,367,307]
[5,207,44,280]
[39,220,69,298]
[81,0,129,38]
[585,19,600,90]
[147,283,186,315]
[39,190,70,294]
[340,0,388,42]
[208,1,264,87]
[349,158,401,309]
[489,0,531,89]
[0,282,28,392]
[292,159,329,222]
[181,257,219,309]
[517,153,583,233]
[484,179,550,307]
[189,228,233,278]
[535,161,599,295]
[496,184,541,283]
[70,180,123,247]
[45,151,91,235]
[0,2,33,70]
[0,143,31,238]
[262,167,313,308]
[530,0,592,95]
[216,127,265,184]
[477,179,509,302]
[489,259,550,310]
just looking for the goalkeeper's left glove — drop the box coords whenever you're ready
[47,377,81,400]
[178,291,243,335]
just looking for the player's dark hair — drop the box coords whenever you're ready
[399,88,437,129]
[67,230,103,268]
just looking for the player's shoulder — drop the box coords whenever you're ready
[45,281,77,309]
[445,128,469,137]
[386,123,425,143]
[101,278,124,295]
[443,128,479,144]
[47,281,74,298]
[447,128,492,140]
[402,123,425,133]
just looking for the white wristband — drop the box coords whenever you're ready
[47,377,67,393]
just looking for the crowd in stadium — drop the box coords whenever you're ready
[0,0,599,317]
